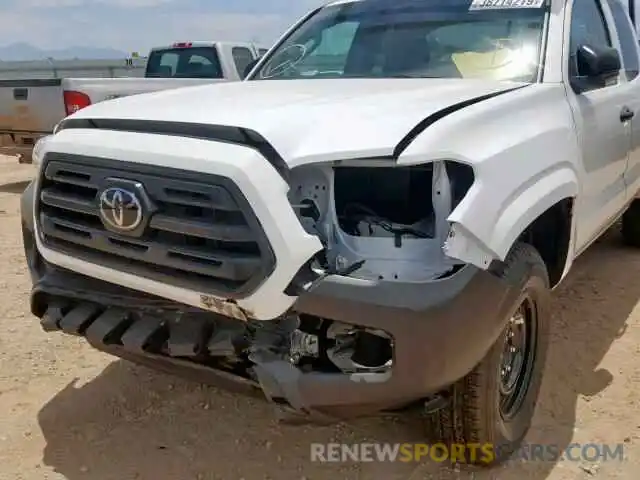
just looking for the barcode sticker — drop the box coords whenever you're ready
[470,0,545,10]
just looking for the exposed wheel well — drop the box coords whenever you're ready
[518,198,573,288]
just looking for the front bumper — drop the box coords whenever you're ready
[22,181,522,421]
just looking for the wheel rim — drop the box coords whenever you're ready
[498,296,537,419]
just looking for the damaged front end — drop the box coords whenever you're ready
[227,158,523,419]
[266,160,475,378]
[24,156,521,421]
[232,158,514,419]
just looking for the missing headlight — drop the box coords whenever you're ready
[287,160,474,283]
[334,165,436,244]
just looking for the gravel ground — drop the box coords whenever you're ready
[0,154,638,480]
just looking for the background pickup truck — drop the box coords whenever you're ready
[0,41,268,162]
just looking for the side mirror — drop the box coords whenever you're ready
[243,58,260,79]
[574,44,621,90]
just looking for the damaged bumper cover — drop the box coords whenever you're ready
[22,182,521,421]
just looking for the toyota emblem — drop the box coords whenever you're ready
[98,187,143,231]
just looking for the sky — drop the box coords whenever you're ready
[0,0,327,52]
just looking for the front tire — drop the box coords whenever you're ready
[426,243,550,467]
[622,200,640,247]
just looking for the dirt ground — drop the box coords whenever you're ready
[0,154,638,480]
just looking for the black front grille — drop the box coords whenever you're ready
[35,152,276,297]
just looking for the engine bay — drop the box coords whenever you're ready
[288,160,474,282]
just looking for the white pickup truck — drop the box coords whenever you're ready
[0,41,267,162]
[20,0,640,466]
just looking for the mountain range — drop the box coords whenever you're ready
[0,42,128,61]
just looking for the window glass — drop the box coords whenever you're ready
[232,47,255,76]
[288,21,359,76]
[608,0,639,80]
[146,47,223,78]
[254,0,547,82]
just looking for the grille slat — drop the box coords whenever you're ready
[40,189,97,216]
[40,214,94,240]
[150,215,255,242]
[36,154,276,297]
[158,181,239,211]
[45,161,100,189]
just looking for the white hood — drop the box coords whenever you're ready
[71,78,527,164]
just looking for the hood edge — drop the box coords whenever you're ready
[56,117,291,182]
[392,84,530,159]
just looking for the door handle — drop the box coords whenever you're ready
[620,106,635,122]
[13,88,27,100]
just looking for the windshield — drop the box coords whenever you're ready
[146,47,223,78]
[252,0,548,82]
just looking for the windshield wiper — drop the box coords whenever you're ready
[387,73,440,78]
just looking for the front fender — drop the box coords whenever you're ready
[445,166,578,267]
[484,167,578,261]
[397,83,581,269]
